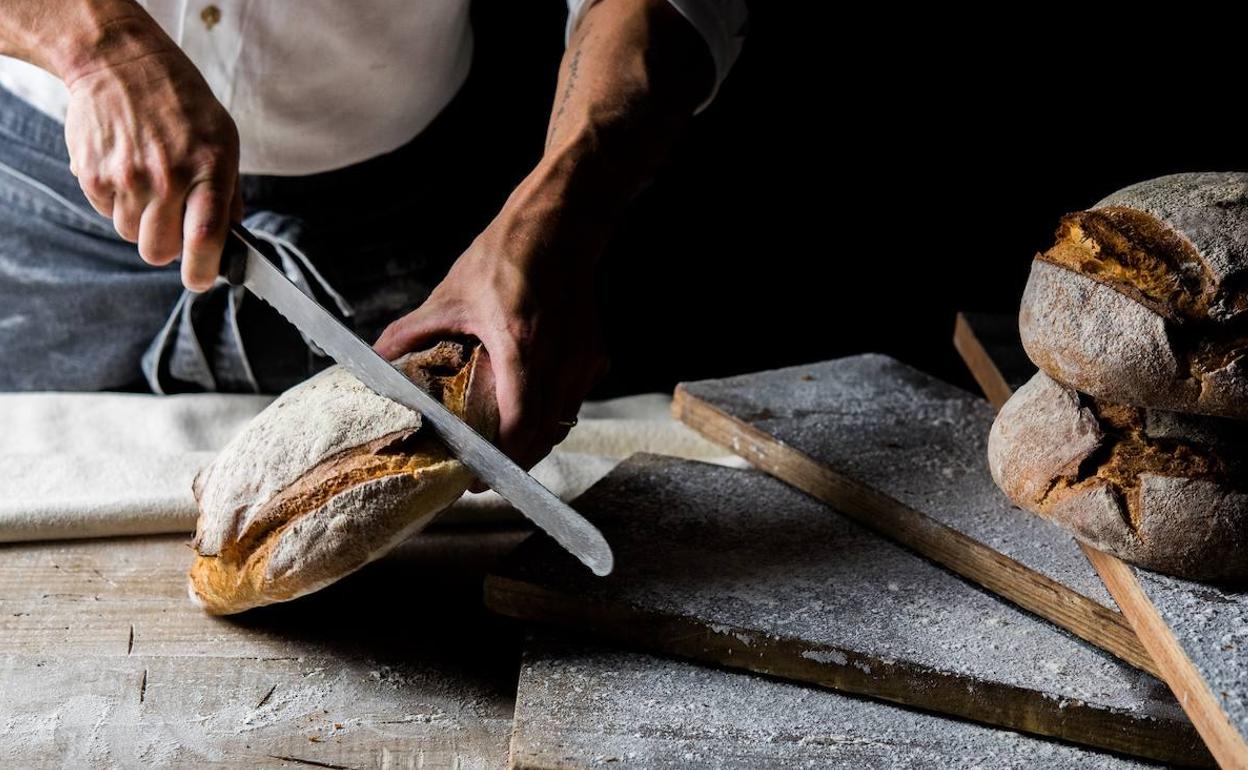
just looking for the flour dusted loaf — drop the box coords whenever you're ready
[988,371,1248,582]
[1020,171,1248,419]
[188,341,497,614]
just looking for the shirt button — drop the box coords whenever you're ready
[201,5,222,29]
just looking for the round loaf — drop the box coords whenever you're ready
[188,341,497,614]
[987,371,1248,582]
[1019,171,1248,419]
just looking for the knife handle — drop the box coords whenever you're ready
[219,227,249,286]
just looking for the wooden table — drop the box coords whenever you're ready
[0,527,527,769]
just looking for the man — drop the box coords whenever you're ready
[0,0,746,469]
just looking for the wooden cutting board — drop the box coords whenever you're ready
[510,636,1161,770]
[671,352,1156,674]
[955,311,1248,770]
[486,454,1208,765]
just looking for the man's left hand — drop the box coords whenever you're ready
[374,183,610,471]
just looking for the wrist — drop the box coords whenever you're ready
[48,1,177,87]
[499,150,617,268]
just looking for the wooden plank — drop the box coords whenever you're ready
[510,636,1161,770]
[486,454,1209,766]
[0,530,527,768]
[955,311,1248,770]
[670,352,1157,675]
[953,311,1033,404]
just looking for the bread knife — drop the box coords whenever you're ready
[219,224,614,576]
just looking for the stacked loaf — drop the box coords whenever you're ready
[988,172,1248,582]
[188,340,497,614]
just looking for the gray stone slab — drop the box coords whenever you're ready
[678,353,1114,607]
[488,455,1208,765]
[1137,571,1248,737]
[511,637,1159,770]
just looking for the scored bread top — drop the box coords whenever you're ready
[1093,171,1248,323]
[189,341,497,614]
[1038,172,1248,325]
[193,342,470,556]
[1020,172,1248,418]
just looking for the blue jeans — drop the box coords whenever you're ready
[0,85,483,393]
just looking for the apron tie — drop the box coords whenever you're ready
[141,213,355,394]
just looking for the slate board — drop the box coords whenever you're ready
[955,311,1248,770]
[671,352,1157,675]
[486,455,1209,765]
[510,637,1161,770]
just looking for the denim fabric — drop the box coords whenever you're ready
[0,85,483,394]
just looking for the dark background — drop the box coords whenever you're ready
[462,5,1242,396]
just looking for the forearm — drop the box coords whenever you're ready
[500,0,715,262]
[0,0,175,84]
[383,0,717,465]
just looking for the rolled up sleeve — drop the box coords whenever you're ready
[565,0,748,113]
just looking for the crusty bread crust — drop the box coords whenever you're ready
[188,341,497,614]
[988,372,1248,582]
[1095,171,1248,323]
[1019,171,1248,419]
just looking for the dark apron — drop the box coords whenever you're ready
[0,82,489,394]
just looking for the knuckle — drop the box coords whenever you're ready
[81,172,108,196]
[115,162,146,190]
[193,139,236,175]
[149,160,184,197]
[186,216,223,245]
[148,175,173,200]
[205,141,233,163]
[185,210,226,248]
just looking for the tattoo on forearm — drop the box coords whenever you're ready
[546,21,590,149]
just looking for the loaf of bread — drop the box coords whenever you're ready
[1019,171,1248,419]
[188,341,497,615]
[988,371,1248,581]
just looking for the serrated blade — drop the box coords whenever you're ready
[223,225,613,576]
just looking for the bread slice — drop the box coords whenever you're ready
[188,341,497,614]
[1020,171,1248,418]
[988,371,1248,582]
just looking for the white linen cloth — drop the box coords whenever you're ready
[0,0,748,175]
[0,391,741,542]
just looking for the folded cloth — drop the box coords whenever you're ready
[0,391,739,542]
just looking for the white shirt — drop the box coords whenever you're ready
[0,0,746,176]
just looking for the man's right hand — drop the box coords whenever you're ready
[62,22,242,292]
[0,0,242,291]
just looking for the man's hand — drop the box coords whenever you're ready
[0,1,241,291]
[63,33,241,291]
[376,0,713,470]
[375,172,611,471]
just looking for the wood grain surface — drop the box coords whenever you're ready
[487,454,1209,766]
[955,311,1248,770]
[0,529,528,769]
[671,352,1156,674]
